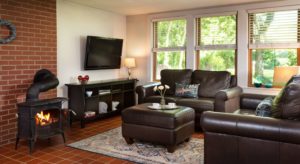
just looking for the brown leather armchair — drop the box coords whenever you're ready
[136,69,242,130]
[201,92,300,164]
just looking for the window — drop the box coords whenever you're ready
[152,19,187,80]
[249,9,300,87]
[195,14,237,74]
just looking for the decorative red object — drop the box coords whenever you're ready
[78,75,89,84]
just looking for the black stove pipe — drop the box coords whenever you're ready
[26,69,59,102]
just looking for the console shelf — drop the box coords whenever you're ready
[66,78,137,128]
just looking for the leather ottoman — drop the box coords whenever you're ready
[122,103,195,153]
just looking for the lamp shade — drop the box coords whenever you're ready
[124,58,136,68]
[273,66,300,87]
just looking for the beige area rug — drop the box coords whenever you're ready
[68,127,204,164]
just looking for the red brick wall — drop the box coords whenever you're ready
[0,0,57,146]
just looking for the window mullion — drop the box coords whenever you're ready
[298,48,300,66]
[298,9,300,43]
[153,47,186,52]
[153,22,158,48]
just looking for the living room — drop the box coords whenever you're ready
[1,0,300,163]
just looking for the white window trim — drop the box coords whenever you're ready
[152,47,186,52]
[194,11,237,19]
[249,43,300,49]
[248,5,300,14]
[195,44,237,50]
[151,16,187,23]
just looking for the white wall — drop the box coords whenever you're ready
[126,14,151,85]
[126,0,300,95]
[57,0,127,97]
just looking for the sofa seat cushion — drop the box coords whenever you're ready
[144,95,180,103]
[192,70,231,98]
[161,69,193,95]
[176,97,214,112]
[233,109,256,116]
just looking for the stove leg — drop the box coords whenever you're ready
[29,139,34,154]
[80,119,85,128]
[69,114,73,127]
[15,137,19,150]
[61,133,66,143]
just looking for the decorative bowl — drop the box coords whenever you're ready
[264,83,272,88]
[86,91,93,97]
[254,82,262,88]
[78,75,89,84]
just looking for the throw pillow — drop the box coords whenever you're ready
[175,83,199,98]
[255,97,273,117]
[271,88,284,118]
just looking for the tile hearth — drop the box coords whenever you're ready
[0,116,203,164]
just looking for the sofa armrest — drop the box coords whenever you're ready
[135,82,160,104]
[201,111,300,145]
[240,93,275,110]
[214,87,242,112]
[215,86,242,101]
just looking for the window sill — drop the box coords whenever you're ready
[242,87,281,96]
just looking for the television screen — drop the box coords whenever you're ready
[84,36,123,70]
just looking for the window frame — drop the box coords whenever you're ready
[248,8,300,87]
[195,13,238,75]
[152,17,188,81]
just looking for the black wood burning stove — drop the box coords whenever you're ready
[15,69,69,153]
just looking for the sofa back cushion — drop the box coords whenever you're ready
[280,83,300,120]
[161,69,193,95]
[230,75,237,87]
[272,75,300,119]
[192,70,231,98]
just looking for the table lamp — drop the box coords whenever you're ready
[124,58,136,79]
[273,66,300,87]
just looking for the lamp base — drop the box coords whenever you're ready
[128,69,132,79]
[128,68,133,79]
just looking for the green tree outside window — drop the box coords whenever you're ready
[197,15,237,74]
[154,19,187,80]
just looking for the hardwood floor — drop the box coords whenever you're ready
[0,116,204,164]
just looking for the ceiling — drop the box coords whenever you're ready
[67,0,277,15]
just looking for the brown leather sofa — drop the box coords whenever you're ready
[201,92,300,164]
[136,69,242,129]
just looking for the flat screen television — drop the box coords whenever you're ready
[84,36,123,70]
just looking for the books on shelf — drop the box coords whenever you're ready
[112,101,119,111]
[99,101,108,114]
[84,111,96,118]
[99,89,111,95]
